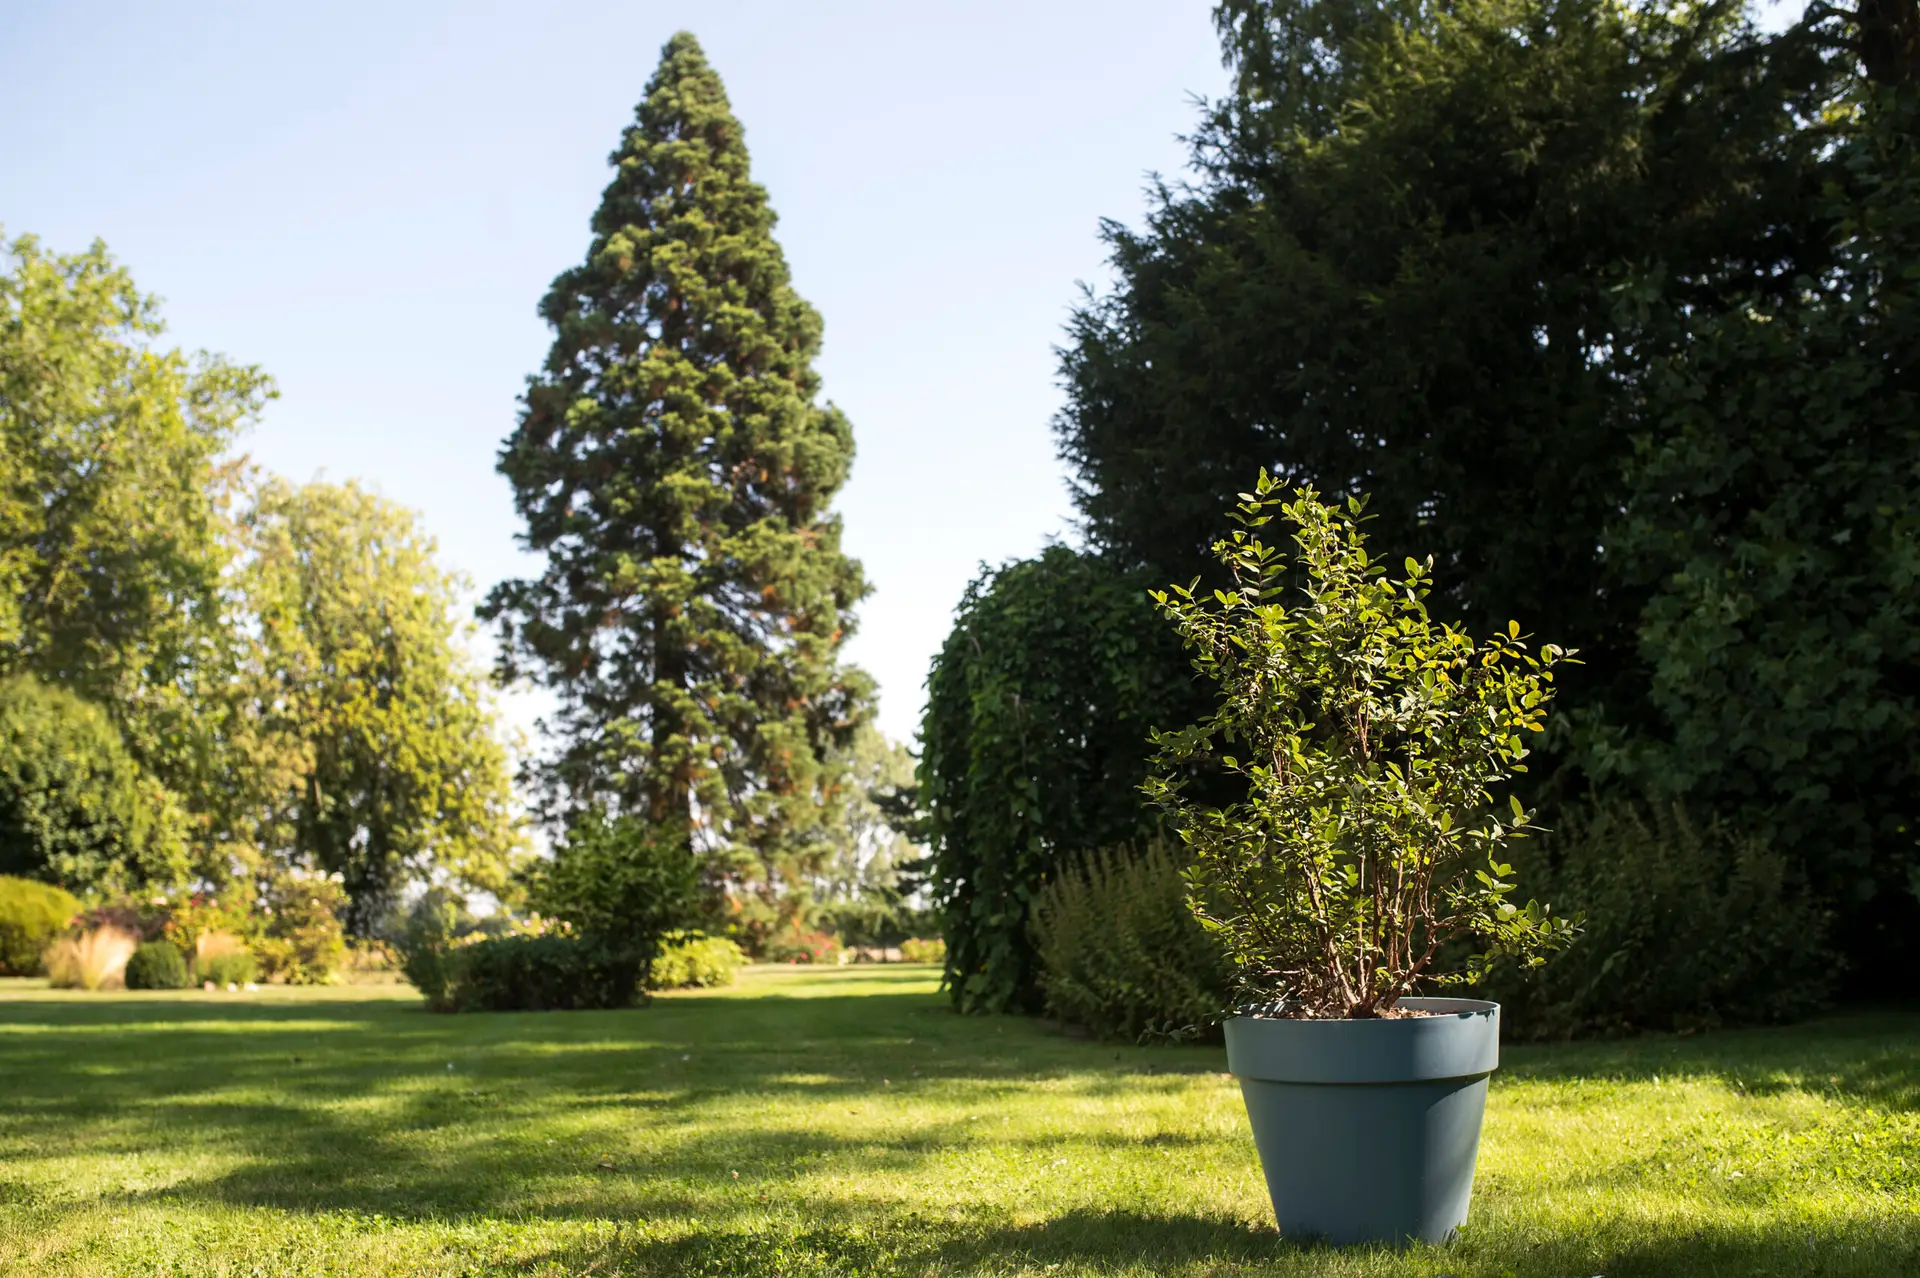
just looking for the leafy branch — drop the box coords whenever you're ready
[1143,472,1579,1018]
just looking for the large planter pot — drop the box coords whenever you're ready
[1224,997,1500,1246]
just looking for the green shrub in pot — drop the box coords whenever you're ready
[1143,473,1578,1244]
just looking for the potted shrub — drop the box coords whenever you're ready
[1143,473,1578,1245]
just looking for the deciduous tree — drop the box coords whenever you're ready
[245,479,524,933]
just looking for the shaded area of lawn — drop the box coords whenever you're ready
[0,968,1915,1276]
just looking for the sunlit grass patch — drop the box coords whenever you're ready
[0,970,1915,1276]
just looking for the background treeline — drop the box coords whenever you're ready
[921,0,1920,1035]
[0,34,943,1004]
[0,232,523,954]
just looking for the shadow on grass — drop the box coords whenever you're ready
[492,1211,1920,1278]
[1500,1011,1920,1112]
[8,982,1920,1271]
[0,982,1235,1226]
[1598,1218,1920,1278]
[502,1209,1296,1278]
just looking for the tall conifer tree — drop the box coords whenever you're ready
[485,32,870,916]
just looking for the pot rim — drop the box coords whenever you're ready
[1228,996,1500,1024]
[1225,998,1500,1085]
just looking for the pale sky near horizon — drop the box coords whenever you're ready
[0,0,1811,763]
[0,0,1230,752]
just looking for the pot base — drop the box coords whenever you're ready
[1239,1073,1488,1245]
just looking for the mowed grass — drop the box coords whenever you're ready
[0,968,1915,1277]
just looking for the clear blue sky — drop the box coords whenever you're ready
[0,0,1228,747]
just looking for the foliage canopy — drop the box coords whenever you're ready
[0,674,189,893]
[242,479,524,933]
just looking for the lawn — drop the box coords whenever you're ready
[0,967,1914,1277]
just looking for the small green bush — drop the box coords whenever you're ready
[124,940,191,990]
[0,875,81,975]
[396,887,477,1007]
[899,936,946,964]
[1485,800,1836,1038]
[761,923,843,965]
[530,811,697,946]
[252,871,347,985]
[1032,841,1232,1042]
[199,950,258,987]
[441,934,644,1012]
[649,931,744,989]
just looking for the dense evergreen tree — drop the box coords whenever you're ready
[920,548,1196,1013]
[1590,31,1920,970]
[926,0,1920,1007]
[1055,0,1842,726]
[485,33,870,924]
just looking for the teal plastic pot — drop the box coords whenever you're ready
[1224,998,1500,1246]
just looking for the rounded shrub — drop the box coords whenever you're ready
[649,931,745,989]
[199,950,258,987]
[445,934,644,1012]
[0,675,189,893]
[124,940,191,990]
[899,936,946,964]
[0,875,82,976]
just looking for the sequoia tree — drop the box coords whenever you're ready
[485,33,870,916]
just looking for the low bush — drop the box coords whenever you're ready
[650,931,745,989]
[0,876,81,975]
[252,872,347,985]
[44,926,137,990]
[530,811,697,947]
[192,929,249,972]
[817,899,940,952]
[899,936,946,964]
[1032,841,1231,1042]
[343,938,399,977]
[125,940,191,990]
[1485,799,1836,1038]
[396,887,476,1008]
[440,934,644,1012]
[200,950,258,987]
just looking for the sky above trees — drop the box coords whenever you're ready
[0,0,1239,746]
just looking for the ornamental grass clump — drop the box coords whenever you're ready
[43,925,138,991]
[1143,474,1578,1020]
